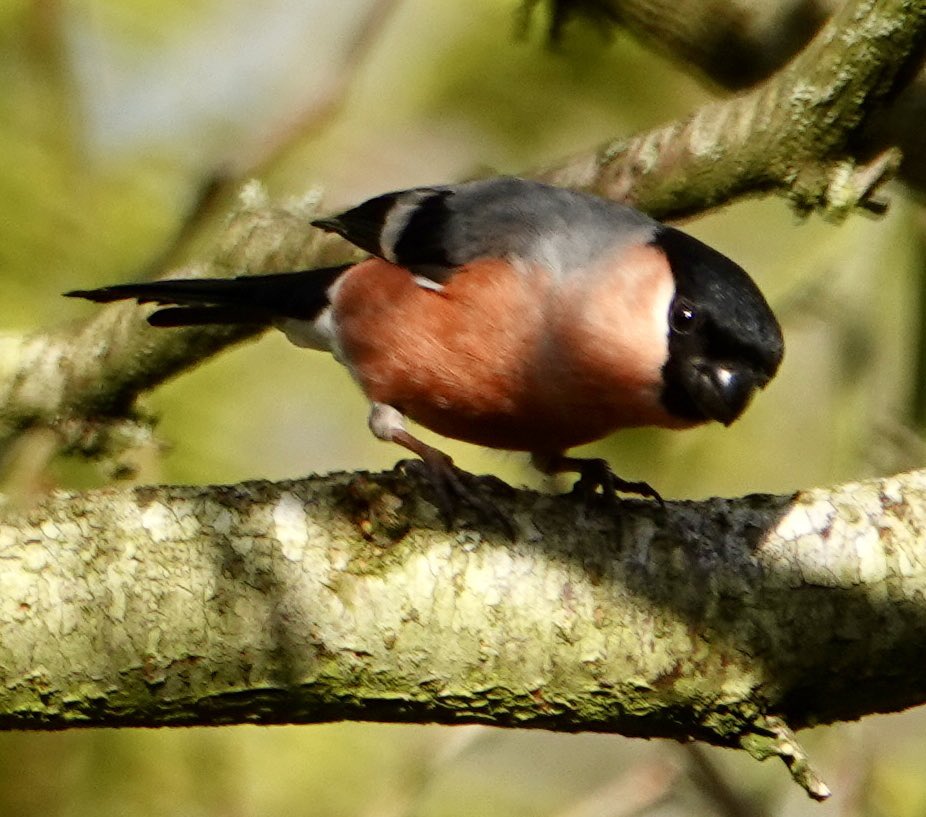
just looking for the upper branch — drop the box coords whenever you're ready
[539,0,926,217]
[527,0,832,88]
[534,0,926,196]
[2,466,926,799]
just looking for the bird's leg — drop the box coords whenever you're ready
[531,451,664,506]
[368,403,514,535]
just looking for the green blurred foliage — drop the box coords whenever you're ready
[2,0,926,815]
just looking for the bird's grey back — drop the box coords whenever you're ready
[314,177,660,281]
[436,178,657,276]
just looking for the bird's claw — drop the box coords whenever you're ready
[571,458,665,508]
[400,455,516,538]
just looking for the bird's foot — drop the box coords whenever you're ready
[399,451,516,539]
[570,458,664,508]
[369,403,515,537]
[532,452,664,508]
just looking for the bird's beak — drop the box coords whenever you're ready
[686,360,769,426]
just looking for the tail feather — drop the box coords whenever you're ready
[146,306,274,327]
[65,265,350,326]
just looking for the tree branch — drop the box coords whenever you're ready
[538,0,926,217]
[524,0,832,88]
[3,466,926,798]
[530,0,926,195]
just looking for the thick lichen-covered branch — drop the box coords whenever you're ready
[3,466,926,799]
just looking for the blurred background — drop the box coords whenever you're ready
[2,0,925,814]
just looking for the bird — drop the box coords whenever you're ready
[66,177,784,527]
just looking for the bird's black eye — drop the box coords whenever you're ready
[670,298,701,335]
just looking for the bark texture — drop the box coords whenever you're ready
[2,466,926,797]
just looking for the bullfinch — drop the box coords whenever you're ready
[66,177,784,522]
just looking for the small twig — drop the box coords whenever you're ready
[741,716,831,801]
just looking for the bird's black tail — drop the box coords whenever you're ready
[65,265,351,327]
